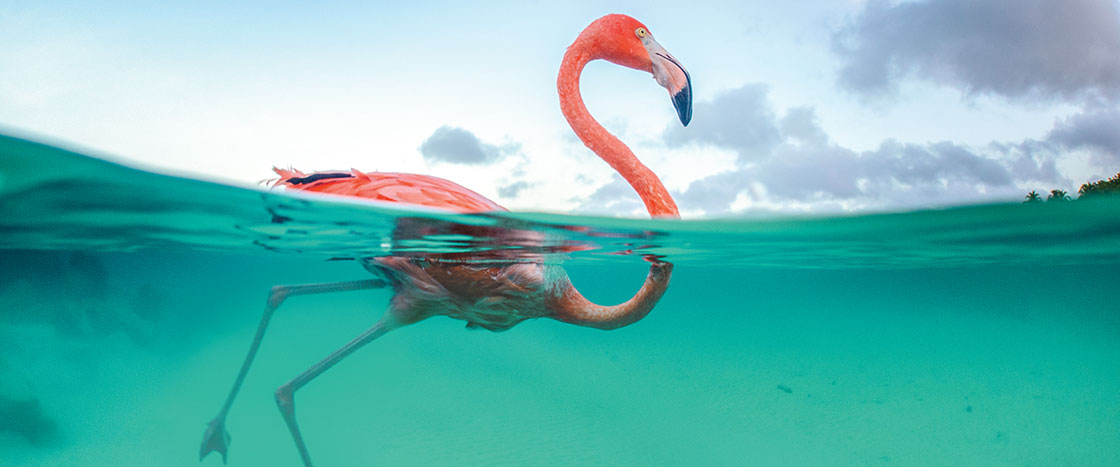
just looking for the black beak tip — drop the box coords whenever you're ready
[673,86,692,127]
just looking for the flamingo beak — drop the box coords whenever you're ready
[644,36,692,126]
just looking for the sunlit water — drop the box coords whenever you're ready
[1,133,1119,465]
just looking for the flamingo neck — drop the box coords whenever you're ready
[557,42,680,218]
[550,34,678,330]
[551,261,674,330]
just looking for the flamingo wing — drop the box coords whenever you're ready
[272,168,506,213]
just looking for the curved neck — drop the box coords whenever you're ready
[550,37,678,330]
[558,43,680,218]
[553,261,673,330]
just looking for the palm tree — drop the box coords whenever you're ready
[1023,191,1042,203]
[1047,189,1071,202]
[1078,172,1120,198]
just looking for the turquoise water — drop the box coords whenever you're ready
[1,133,1119,465]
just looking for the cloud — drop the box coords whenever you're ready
[674,138,1026,213]
[833,0,1120,103]
[1046,107,1120,164]
[990,140,1065,185]
[663,84,781,163]
[497,180,530,198]
[577,83,1099,216]
[779,106,828,147]
[676,170,754,215]
[847,140,1020,205]
[575,174,644,216]
[419,126,516,165]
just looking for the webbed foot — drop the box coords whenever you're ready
[200,417,231,464]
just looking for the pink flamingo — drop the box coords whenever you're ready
[200,14,691,466]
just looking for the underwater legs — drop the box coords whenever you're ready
[275,319,393,467]
[199,279,387,464]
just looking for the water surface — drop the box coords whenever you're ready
[1,134,1118,465]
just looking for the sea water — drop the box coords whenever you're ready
[1,133,1118,466]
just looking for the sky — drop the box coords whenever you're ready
[1,0,1119,218]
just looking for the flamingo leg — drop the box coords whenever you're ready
[200,279,387,464]
[274,319,393,467]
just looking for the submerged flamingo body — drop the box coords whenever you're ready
[201,13,691,466]
[360,256,567,331]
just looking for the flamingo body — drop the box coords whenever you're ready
[272,168,506,213]
[273,168,574,331]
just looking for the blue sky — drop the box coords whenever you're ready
[2,0,1118,217]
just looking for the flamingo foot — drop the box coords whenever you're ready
[200,417,231,464]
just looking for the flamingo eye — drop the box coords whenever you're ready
[635,27,648,38]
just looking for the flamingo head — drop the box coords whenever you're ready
[583,14,693,126]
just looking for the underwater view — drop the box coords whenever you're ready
[6,0,1120,465]
[2,133,1119,466]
